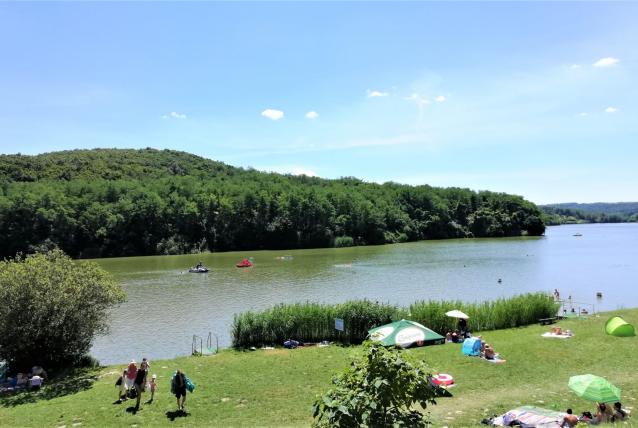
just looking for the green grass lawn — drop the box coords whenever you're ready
[1,309,637,427]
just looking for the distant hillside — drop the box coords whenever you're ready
[0,148,546,258]
[540,202,638,225]
[0,148,233,182]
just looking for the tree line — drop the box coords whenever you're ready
[0,149,545,259]
[541,205,638,225]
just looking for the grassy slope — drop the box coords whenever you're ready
[1,309,637,427]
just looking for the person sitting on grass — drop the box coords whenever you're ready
[579,411,593,423]
[483,344,496,360]
[560,408,578,428]
[612,402,628,422]
[29,374,43,391]
[593,402,613,424]
[31,366,47,381]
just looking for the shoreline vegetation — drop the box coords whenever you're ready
[231,293,559,348]
[0,148,545,260]
[1,307,635,427]
[541,202,638,225]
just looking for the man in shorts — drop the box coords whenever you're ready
[133,361,148,411]
[172,369,187,411]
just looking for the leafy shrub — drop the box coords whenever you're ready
[334,236,355,247]
[0,250,126,370]
[312,341,442,427]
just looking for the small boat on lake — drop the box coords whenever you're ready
[189,264,209,273]
[573,233,583,237]
[236,258,253,268]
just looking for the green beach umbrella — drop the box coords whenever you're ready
[368,319,445,348]
[568,374,621,403]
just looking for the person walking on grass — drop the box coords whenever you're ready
[115,369,128,403]
[172,369,187,412]
[147,374,157,403]
[133,360,148,411]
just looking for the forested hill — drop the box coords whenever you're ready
[541,202,638,225]
[0,148,545,259]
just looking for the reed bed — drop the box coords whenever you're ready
[231,300,397,348]
[231,293,559,348]
[406,292,559,334]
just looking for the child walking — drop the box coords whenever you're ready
[148,374,157,403]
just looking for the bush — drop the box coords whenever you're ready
[312,341,442,427]
[334,236,355,247]
[0,250,125,370]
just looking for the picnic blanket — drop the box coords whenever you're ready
[483,356,507,364]
[492,405,566,427]
[542,332,573,339]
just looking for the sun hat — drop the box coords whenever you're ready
[152,374,157,379]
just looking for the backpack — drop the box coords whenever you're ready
[127,387,138,399]
[185,376,195,393]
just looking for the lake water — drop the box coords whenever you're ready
[91,223,638,365]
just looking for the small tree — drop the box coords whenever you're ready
[0,249,125,370]
[312,342,443,427]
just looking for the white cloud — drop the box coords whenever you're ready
[305,111,319,119]
[570,64,582,69]
[435,95,446,103]
[404,93,430,107]
[605,107,618,113]
[578,112,588,117]
[162,111,187,120]
[261,109,284,120]
[593,57,619,67]
[367,90,389,98]
[290,166,317,177]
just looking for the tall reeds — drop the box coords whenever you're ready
[231,293,559,348]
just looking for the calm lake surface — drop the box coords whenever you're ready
[91,223,638,365]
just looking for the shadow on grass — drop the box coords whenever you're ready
[166,410,189,421]
[0,367,100,407]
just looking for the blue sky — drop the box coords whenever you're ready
[0,2,636,204]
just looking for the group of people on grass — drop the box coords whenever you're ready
[115,357,191,413]
[561,402,629,427]
[0,365,47,392]
[446,317,470,343]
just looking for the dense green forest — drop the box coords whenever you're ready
[541,202,638,225]
[0,149,545,259]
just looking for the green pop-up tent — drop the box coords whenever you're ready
[605,316,635,337]
[368,319,445,348]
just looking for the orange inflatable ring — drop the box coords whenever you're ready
[432,373,454,386]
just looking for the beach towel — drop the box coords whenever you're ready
[483,355,507,364]
[542,332,573,339]
[492,406,565,427]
